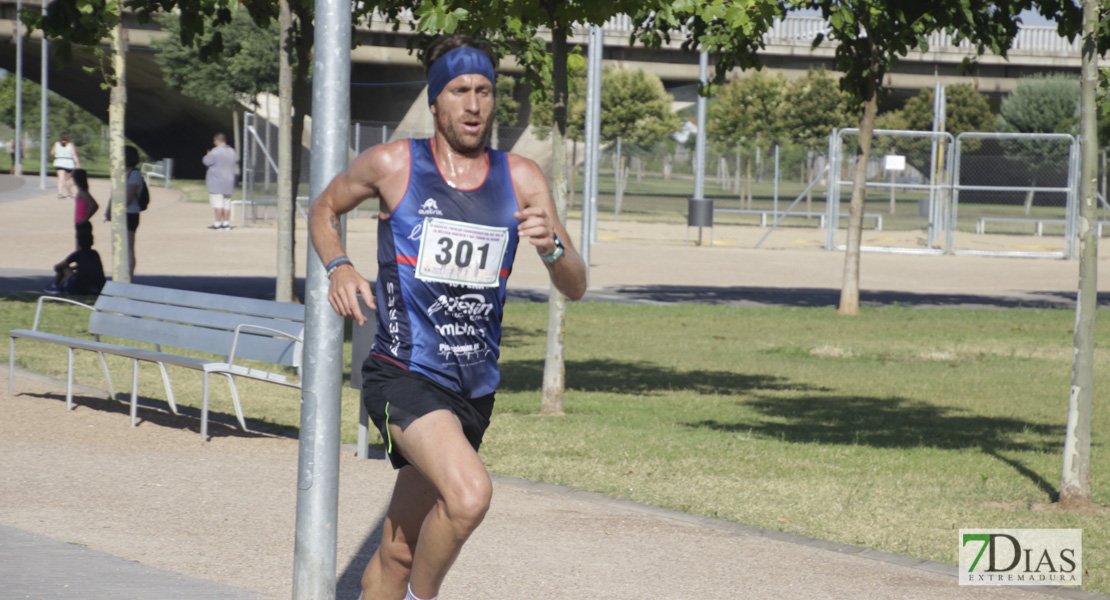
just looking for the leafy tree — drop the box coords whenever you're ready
[490,75,520,151]
[709,70,785,206]
[0,76,106,161]
[709,70,785,148]
[529,60,586,141]
[596,67,680,217]
[997,75,1079,213]
[902,84,992,135]
[781,68,857,212]
[152,11,280,113]
[781,68,857,147]
[494,75,521,127]
[788,0,1077,315]
[597,68,680,148]
[999,74,1081,134]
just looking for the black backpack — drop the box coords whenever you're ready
[130,169,150,211]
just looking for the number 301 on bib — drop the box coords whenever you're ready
[415,218,510,288]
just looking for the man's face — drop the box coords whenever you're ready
[431,73,494,154]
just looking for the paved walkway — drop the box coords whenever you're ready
[0,526,268,599]
[3,175,1110,599]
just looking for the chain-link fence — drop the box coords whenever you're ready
[827,128,954,254]
[949,132,1077,258]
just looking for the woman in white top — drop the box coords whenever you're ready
[51,133,81,198]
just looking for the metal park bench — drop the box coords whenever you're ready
[139,160,172,188]
[715,208,883,230]
[975,216,1067,236]
[8,282,305,439]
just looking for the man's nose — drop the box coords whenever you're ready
[463,91,480,113]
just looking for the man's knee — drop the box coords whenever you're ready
[442,474,492,533]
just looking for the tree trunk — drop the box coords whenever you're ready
[734,147,741,195]
[806,151,814,217]
[662,153,671,180]
[281,4,314,304]
[109,15,130,283]
[613,137,624,220]
[745,153,753,209]
[1060,0,1098,510]
[540,25,569,417]
[1023,177,1037,215]
[275,0,295,304]
[838,70,880,316]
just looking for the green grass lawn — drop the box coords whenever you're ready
[3,296,1107,593]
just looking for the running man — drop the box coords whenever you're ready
[309,34,587,600]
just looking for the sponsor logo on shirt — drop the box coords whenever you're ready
[418,198,443,216]
[426,294,494,320]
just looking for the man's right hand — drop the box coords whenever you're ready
[327,265,375,325]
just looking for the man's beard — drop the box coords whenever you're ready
[435,109,491,155]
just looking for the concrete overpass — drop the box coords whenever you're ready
[0,2,1087,178]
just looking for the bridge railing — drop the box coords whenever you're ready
[365,10,1074,54]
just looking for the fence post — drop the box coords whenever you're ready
[773,145,780,217]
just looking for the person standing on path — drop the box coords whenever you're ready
[203,133,237,230]
[105,146,144,277]
[71,168,98,247]
[51,133,80,198]
[309,34,587,600]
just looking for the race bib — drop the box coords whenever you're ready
[415,218,510,288]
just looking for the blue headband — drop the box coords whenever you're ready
[427,46,496,106]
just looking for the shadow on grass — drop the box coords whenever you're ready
[21,389,298,440]
[500,358,828,395]
[687,394,1061,452]
[685,394,1063,499]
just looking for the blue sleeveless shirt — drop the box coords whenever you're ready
[370,139,521,399]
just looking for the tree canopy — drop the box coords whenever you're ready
[495,75,521,127]
[902,84,993,137]
[998,74,1080,135]
[708,70,786,150]
[596,68,681,150]
[780,68,858,149]
[152,10,281,110]
[0,76,106,159]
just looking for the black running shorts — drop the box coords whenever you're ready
[361,353,495,469]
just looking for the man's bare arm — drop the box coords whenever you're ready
[509,155,588,301]
[309,140,408,323]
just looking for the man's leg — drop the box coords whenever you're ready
[384,409,492,599]
[127,229,136,277]
[361,467,438,600]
